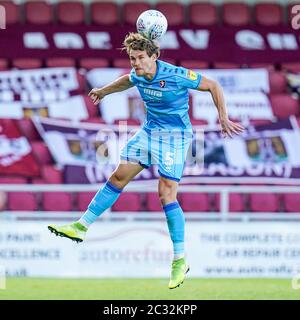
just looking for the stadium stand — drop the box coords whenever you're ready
[0,0,299,218]
[222,3,251,26]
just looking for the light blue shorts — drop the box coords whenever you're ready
[120,128,193,182]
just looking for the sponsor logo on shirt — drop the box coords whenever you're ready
[159,80,166,88]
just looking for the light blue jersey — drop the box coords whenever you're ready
[121,60,201,181]
[129,60,202,132]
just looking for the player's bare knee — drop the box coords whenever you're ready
[109,173,128,189]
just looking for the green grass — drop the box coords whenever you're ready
[1,278,300,300]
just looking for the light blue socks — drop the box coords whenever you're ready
[79,181,122,227]
[163,201,185,260]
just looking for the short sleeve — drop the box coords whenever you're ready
[129,68,138,85]
[175,67,202,89]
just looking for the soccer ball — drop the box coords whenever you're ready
[136,10,168,40]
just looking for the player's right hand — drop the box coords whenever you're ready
[88,88,105,105]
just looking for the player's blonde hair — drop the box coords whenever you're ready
[122,33,160,58]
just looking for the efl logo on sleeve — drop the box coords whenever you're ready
[0,5,5,29]
[187,70,197,81]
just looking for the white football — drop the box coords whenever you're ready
[136,10,168,40]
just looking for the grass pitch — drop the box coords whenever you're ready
[1,278,300,300]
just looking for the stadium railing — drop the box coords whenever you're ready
[0,184,300,222]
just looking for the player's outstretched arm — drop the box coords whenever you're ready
[197,76,244,138]
[88,74,134,105]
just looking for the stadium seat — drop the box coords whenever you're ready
[269,71,287,94]
[190,119,208,126]
[0,0,19,25]
[249,193,280,212]
[162,58,177,65]
[254,3,284,26]
[17,118,41,141]
[270,94,299,119]
[112,192,141,211]
[247,63,275,71]
[31,141,54,165]
[215,193,245,212]
[281,63,300,73]
[42,192,73,211]
[8,192,38,211]
[180,193,210,212]
[188,2,217,26]
[222,3,251,26]
[41,165,63,184]
[0,58,9,70]
[56,1,85,25]
[79,58,110,69]
[77,192,95,211]
[76,72,87,93]
[0,176,28,184]
[45,58,76,68]
[112,58,131,68]
[180,60,209,69]
[90,2,119,26]
[24,1,53,25]
[156,2,185,26]
[123,2,151,25]
[248,119,273,126]
[12,58,43,69]
[283,193,300,213]
[145,193,163,212]
[213,62,241,69]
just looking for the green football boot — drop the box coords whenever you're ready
[48,222,87,243]
[168,258,190,289]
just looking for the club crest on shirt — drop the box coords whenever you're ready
[159,80,166,88]
[187,70,197,81]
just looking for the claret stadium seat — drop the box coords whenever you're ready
[41,165,63,184]
[0,0,19,25]
[79,58,110,70]
[180,193,210,212]
[270,94,299,119]
[269,71,287,94]
[56,1,85,25]
[17,118,41,141]
[42,192,73,211]
[24,1,53,25]
[215,193,245,212]
[8,192,38,211]
[0,58,9,70]
[249,193,280,212]
[283,193,300,213]
[188,2,217,26]
[90,1,119,26]
[12,58,43,69]
[45,58,76,68]
[180,60,209,69]
[123,2,151,25]
[112,192,141,211]
[156,2,185,26]
[31,141,54,165]
[76,192,95,211]
[254,3,284,26]
[222,2,251,26]
[146,193,163,212]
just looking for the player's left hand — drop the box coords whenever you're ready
[219,118,244,138]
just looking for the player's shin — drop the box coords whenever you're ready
[78,181,122,228]
[163,202,185,260]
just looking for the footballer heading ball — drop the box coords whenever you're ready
[136,10,168,41]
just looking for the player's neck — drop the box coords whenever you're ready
[144,62,157,81]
